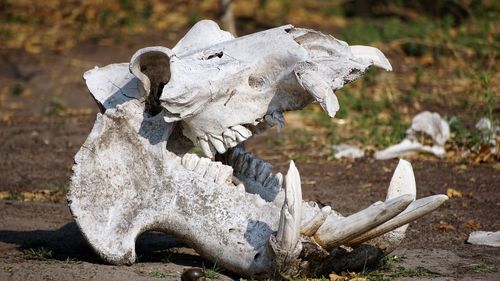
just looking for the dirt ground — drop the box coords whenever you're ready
[0,31,499,280]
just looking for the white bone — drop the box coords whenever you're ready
[276,161,302,251]
[346,195,449,247]
[301,206,331,236]
[314,194,413,250]
[70,20,449,279]
[350,45,392,71]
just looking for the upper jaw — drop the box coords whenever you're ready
[182,110,285,159]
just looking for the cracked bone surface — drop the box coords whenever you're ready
[69,20,448,279]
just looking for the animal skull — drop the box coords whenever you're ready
[68,20,447,279]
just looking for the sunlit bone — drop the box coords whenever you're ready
[69,20,448,279]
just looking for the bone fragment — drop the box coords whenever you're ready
[375,111,450,160]
[350,45,393,71]
[347,195,448,247]
[301,206,331,236]
[467,231,500,247]
[313,194,413,250]
[332,144,364,159]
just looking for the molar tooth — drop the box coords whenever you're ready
[216,165,233,184]
[194,157,211,175]
[182,153,199,170]
[198,138,215,159]
[264,174,279,188]
[205,162,221,181]
[256,162,272,183]
[239,153,252,174]
[233,153,245,173]
[209,134,227,154]
[232,125,252,142]
[245,158,259,179]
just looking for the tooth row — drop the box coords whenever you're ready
[227,146,281,188]
[181,153,233,184]
[198,125,253,158]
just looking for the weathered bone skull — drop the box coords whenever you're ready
[69,20,448,279]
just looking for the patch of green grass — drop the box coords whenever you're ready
[62,257,82,264]
[392,266,436,277]
[288,128,313,146]
[26,247,53,260]
[266,136,285,146]
[150,270,167,278]
[45,96,67,116]
[473,263,497,273]
[384,255,406,263]
[448,116,484,148]
[161,249,175,263]
[203,263,223,279]
[10,83,23,96]
[3,266,13,273]
[2,192,24,201]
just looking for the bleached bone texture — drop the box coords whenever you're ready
[375,111,450,160]
[69,20,448,279]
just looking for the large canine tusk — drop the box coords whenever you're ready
[276,161,303,251]
[313,194,413,250]
[346,194,448,247]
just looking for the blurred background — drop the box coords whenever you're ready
[0,0,498,196]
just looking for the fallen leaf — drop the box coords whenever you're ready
[434,220,456,232]
[447,188,463,198]
[464,219,481,230]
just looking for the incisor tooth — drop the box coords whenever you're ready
[222,129,239,148]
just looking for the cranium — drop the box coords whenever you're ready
[69,20,448,279]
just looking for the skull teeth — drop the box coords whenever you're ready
[227,146,280,188]
[181,153,233,184]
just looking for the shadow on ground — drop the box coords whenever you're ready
[0,222,204,267]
